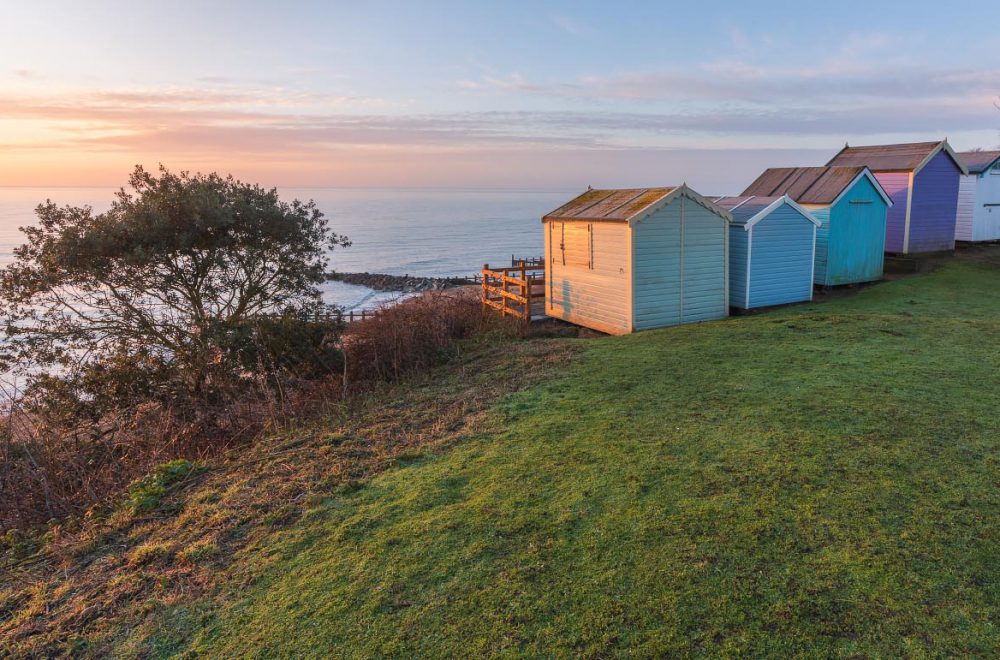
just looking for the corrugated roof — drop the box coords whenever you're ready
[826,141,943,172]
[713,196,782,226]
[740,166,867,204]
[543,187,677,222]
[958,150,1000,174]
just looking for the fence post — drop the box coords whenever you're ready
[520,261,528,321]
[482,264,488,310]
[501,267,507,317]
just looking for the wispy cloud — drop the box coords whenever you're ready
[464,62,1000,106]
[551,15,594,37]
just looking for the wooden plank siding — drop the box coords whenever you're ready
[802,177,888,286]
[632,196,728,329]
[971,167,1000,241]
[955,174,977,241]
[825,174,887,285]
[727,227,750,309]
[545,220,631,334]
[909,150,961,253]
[632,202,682,329]
[680,200,728,323]
[874,172,911,254]
[956,165,1000,242]
[804,205,832,284]
[743,205,815,308]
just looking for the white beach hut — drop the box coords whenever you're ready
[955,150,1000,242]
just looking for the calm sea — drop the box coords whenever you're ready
[0,187,571,311]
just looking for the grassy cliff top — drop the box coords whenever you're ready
[6,251,1000,656]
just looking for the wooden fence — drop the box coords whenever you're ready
[481,261,545,321]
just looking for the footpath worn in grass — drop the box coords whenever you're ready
[152,258,1000,656]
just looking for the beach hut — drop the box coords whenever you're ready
[712,195,819,309]
[542,185,730,334]
[955,150,1000,242]
[741,166,892,286]
[826,140,967,254]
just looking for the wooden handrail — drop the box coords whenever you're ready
[481,261,545,322]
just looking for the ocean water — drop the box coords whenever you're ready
[0,187,570,311]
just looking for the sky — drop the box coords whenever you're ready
[1,0,999,192]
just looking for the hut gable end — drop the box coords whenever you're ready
[827,140,968,176]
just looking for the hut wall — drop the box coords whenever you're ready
[727,226,749,309]
[969,168,1000,241]
[632,201,682,330]
[632,196,727,330]
[955,174,977,241]
[873,172,911,253]
[745,206,815,308]
[908,150,961,253]
[806,205,832,285]
[545,220,630,334]
[826,174,887,284]
[680,200,728,322]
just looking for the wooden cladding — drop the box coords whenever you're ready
[558,222,594,270]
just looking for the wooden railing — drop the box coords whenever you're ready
[481,261,545,321]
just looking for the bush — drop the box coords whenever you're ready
[0,290,515,532]
[342,289,516,384]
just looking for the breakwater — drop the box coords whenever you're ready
[327,271,477,293]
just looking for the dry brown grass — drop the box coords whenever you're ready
[0,329,579,656]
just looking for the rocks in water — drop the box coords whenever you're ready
[327,271,476,293]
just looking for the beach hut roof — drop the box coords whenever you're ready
[741,166,892,207]
[713,195,821,229]
[958,150,1000,174]
[827,140,968,175]
[543,185,732,224]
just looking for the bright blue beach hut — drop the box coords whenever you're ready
[826,140,966,254]
[543,185,731,334]
[713,195,819,309]
[742,166,892,286]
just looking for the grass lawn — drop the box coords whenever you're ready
[131,258,1000,655]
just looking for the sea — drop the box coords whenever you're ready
[0,187,572,311]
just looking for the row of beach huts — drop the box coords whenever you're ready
[541,140,1000,334]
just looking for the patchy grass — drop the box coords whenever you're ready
[7,254,1000,656]
[183,258,1000,657]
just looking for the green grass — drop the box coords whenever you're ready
[170,260,1000,656]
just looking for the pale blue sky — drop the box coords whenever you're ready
[1,1,998,190]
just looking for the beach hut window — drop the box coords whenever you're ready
[991,162,1000,175]
[849,200,873,205]
[562,223,594,269]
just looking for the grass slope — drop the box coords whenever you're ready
[140,258,1000,657]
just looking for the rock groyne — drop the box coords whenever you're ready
[327,271,476,293]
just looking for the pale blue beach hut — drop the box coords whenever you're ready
[713,196,819,310]
[542,185,731,334]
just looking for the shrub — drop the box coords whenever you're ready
[342,289,516,384]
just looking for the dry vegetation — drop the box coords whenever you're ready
[0,290,514,533]
[0,334,576,655]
